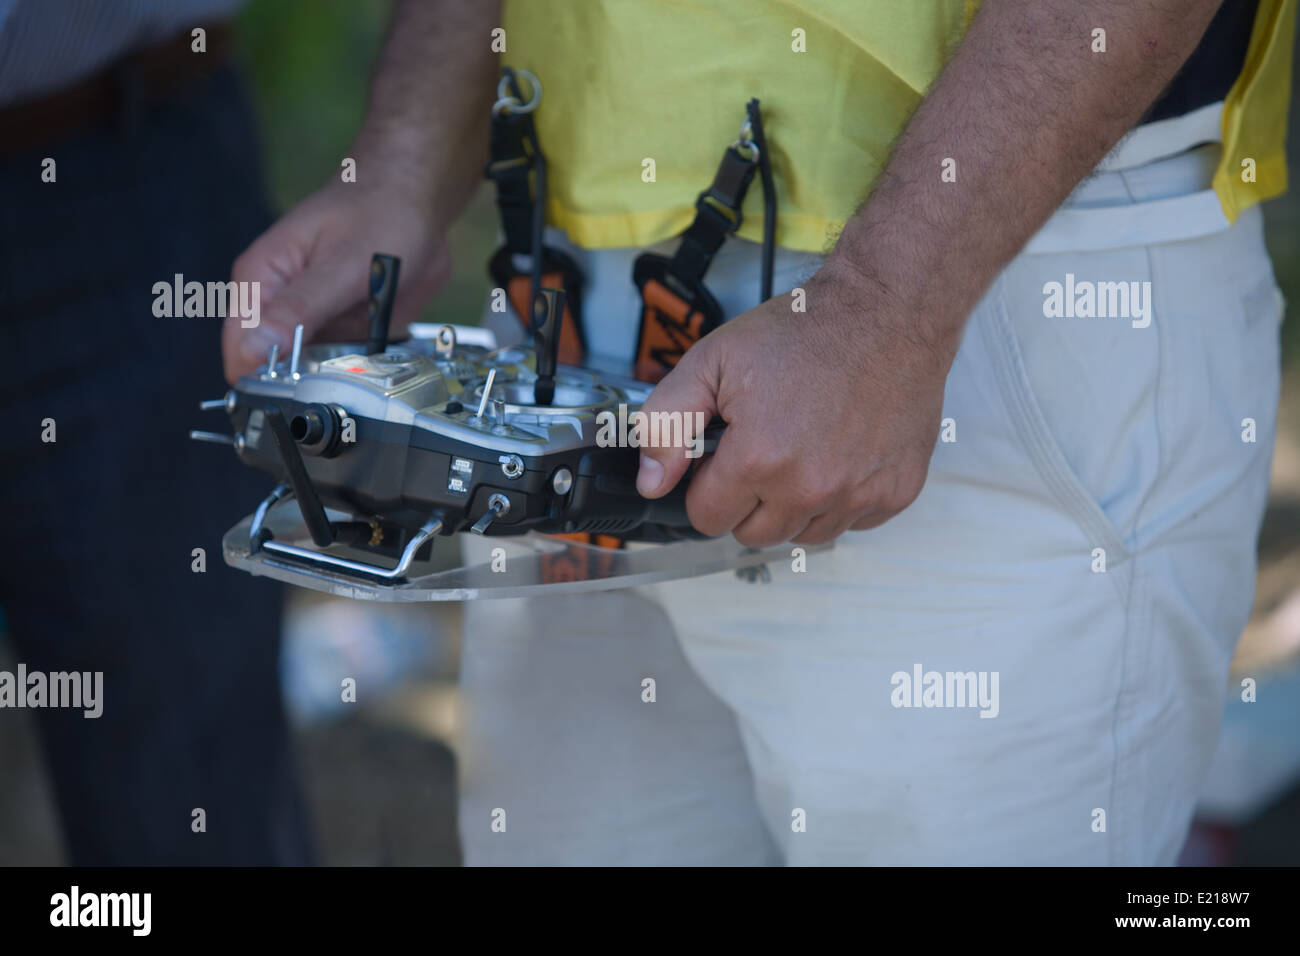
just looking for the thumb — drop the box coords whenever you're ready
[225,245,366,382]
[635,356,719,498]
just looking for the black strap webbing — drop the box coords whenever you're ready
[486,107,537,256]
[485,67,550,317]
[667,143,760,291]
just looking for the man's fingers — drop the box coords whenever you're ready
[222,230,305,381]
[230,227,298,302]
[682,439,760,536]
[791,511,858,545]
[848,510,895,532]
[253,252,364,350]
[732,503,813,550]
[222,249,366,383]
[222,239,450,384]
[635,356,718,499]
[309,242,452,344]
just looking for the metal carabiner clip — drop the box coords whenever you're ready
[492,68,542,116]
[731,115,760,162]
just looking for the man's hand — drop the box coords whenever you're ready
[638,261,961,547]
[641,0,1224,547]
[221,0,499,383]
[221,178,449,383]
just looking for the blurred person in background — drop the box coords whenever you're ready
[0,0,311,864]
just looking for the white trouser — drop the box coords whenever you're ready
[457,144,1284,865]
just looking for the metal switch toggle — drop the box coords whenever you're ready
[470,493,511,535]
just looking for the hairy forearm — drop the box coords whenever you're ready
[351,0,502,231]
[826,0,1223,352]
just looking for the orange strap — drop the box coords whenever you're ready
[634,277,711,384]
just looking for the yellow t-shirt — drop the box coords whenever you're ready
[502,0,1293,253]
[1215,0,1296,221]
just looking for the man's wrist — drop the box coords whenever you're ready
[816,239,967,363]
[343,127,461,230]
[344,0,497,234]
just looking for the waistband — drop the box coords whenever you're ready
[1024,103,1229,255]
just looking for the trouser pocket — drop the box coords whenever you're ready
[978,260,1148,576]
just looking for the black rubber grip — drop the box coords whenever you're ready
[366,253,401,355]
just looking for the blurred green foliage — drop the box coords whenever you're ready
[236,0,383,204]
